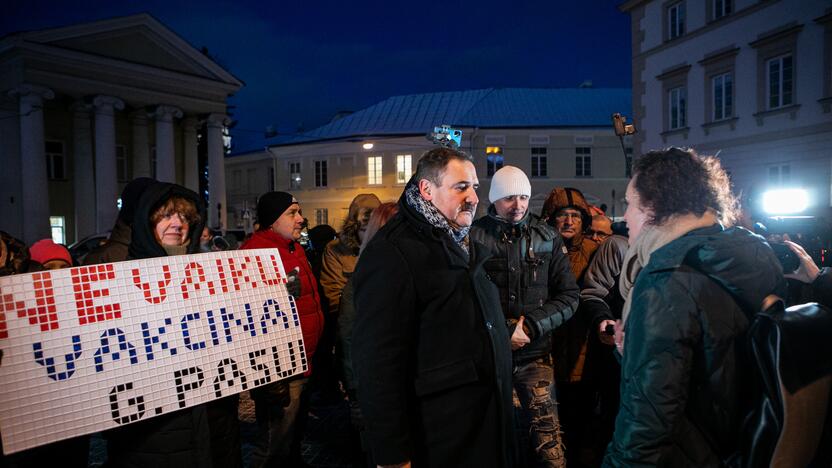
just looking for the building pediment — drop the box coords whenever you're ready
[13,13,241,87]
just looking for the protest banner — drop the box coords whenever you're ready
[0,248,305,454]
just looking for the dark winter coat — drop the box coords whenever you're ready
[84,219,131,265]
[603,225,785,467]
[107,182,239,468]
[352,192,515,468]
[580,234,629,328]
[471,208,579,364]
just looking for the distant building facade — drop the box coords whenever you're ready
[226,88,633,232]
[0,14,242,244]
[620,0,832,216]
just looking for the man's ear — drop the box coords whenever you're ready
[418,179,433,201]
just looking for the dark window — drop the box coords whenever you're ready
[45,140,65,180]
[531,147,547,177]
[575,147,592,177]
[315,160,327,187]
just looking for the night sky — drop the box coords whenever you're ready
[2,0,632,152]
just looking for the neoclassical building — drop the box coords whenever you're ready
[0,14,242,244]
[620,0,832,217]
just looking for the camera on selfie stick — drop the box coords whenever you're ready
[427,125,463,148]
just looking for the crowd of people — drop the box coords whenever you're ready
[1,146,831,468]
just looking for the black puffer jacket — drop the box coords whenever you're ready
[353,189,515,467]
[108,182,240,468]
[471,208,579,363]
[603,225,786,467]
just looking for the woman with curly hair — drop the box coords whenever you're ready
[603,147,785,467]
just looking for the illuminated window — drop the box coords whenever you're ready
[486,146,503,177]
[396,154,412,184]
[289,162,301,189]
[368,156,383,185]
[50,216,65,245]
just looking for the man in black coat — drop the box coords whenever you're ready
[353,147,515,467]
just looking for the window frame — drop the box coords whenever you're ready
[45,140,66,180]
[50,215,65,245]
[530,147,547,178]
[289,161,302,190]
[575,146,592,178]
[115,145,129,182]
[766,54,794,110]
[750,23,802,117]
[668,86,687,130]
[396,154,412,184]
[486,146,504,177]
[315,208,328,226]
[665,1,686,41]
[367,155,383,185]
[314,159,328,188]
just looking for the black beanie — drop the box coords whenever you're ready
[119,177,157,225]
[257,192,297,229]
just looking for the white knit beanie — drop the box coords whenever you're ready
[489,166,532,203]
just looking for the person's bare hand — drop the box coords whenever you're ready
[511,316,531,350]
[598,320,616,346]
[614,320,625,355]
[783,240,820,284]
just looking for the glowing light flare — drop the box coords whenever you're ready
[762,188,809,215]
[362,143,374,150]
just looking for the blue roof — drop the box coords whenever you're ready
[268,87,631,147]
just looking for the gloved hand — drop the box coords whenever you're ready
[286,267,301,298]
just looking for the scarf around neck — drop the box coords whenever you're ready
[617,211,718,352]
[405,182,470,257]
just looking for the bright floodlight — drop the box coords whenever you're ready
[362,143,374,150]
[762,188,809,215]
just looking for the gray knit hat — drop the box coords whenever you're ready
[489,166,531,203]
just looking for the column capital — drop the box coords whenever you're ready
[7,84,55,101]
[151,105,184,122]
[92,95,125,115]
[206,112,230,128]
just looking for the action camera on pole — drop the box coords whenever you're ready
[427,124,463,148]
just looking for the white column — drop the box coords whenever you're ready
[206,113,228,231]
[182,116,200,191]
[71,101,96,240]
[92,95,125,233]
[152,105,183,183]
[130,110,151,179]
[8,84,54,244]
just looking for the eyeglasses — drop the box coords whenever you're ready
[554,212,582,221]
